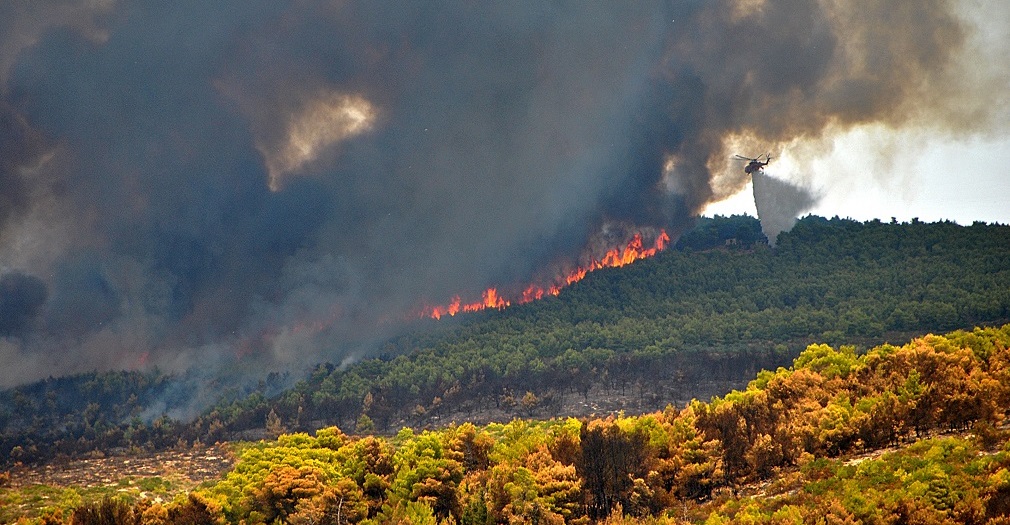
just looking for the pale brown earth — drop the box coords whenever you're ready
[7,444,234,491]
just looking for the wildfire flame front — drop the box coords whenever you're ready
[424,230,669,319]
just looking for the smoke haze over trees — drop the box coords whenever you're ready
[0,1,1006,385]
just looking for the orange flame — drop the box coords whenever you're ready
[423,229,669,319]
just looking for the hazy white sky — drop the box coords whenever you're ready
[706,1,1010,226]
[704,129,1010,225]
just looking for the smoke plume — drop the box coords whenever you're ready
[0,272,48,336]
[0,0,1004,388]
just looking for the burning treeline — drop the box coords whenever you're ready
[424,230,669,319]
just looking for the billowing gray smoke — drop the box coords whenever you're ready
[0,1,1003,387]
[0,272,47,336]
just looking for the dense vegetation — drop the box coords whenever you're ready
[2,215,1009,467]
[8,325,1010,523]
[194,216,1010,437]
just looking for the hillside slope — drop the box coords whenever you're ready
[2,215,1009,466]
[6,325,1009,524]
[197,216,1009,436]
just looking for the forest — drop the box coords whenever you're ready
[214,215,1010,437]
[2,215,1009,468]
[4,325,1010,523]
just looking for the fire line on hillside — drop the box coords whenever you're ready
[423,230,670,319]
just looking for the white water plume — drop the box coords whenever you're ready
[752,171,817,245]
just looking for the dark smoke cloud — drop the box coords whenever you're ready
[0,102,48,235]
[44,257,121,337]
[0,0,1003,389]
[0,272,47,336]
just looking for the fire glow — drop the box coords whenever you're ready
[424,230,670,319]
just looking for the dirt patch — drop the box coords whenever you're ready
[7,444,235,491]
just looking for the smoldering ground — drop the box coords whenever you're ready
[0,1,1005,392]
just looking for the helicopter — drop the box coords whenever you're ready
[735,153,772,174]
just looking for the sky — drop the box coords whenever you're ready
[1,0,1009,391]
[704,129,1010,225]
[705,1,1010,225]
